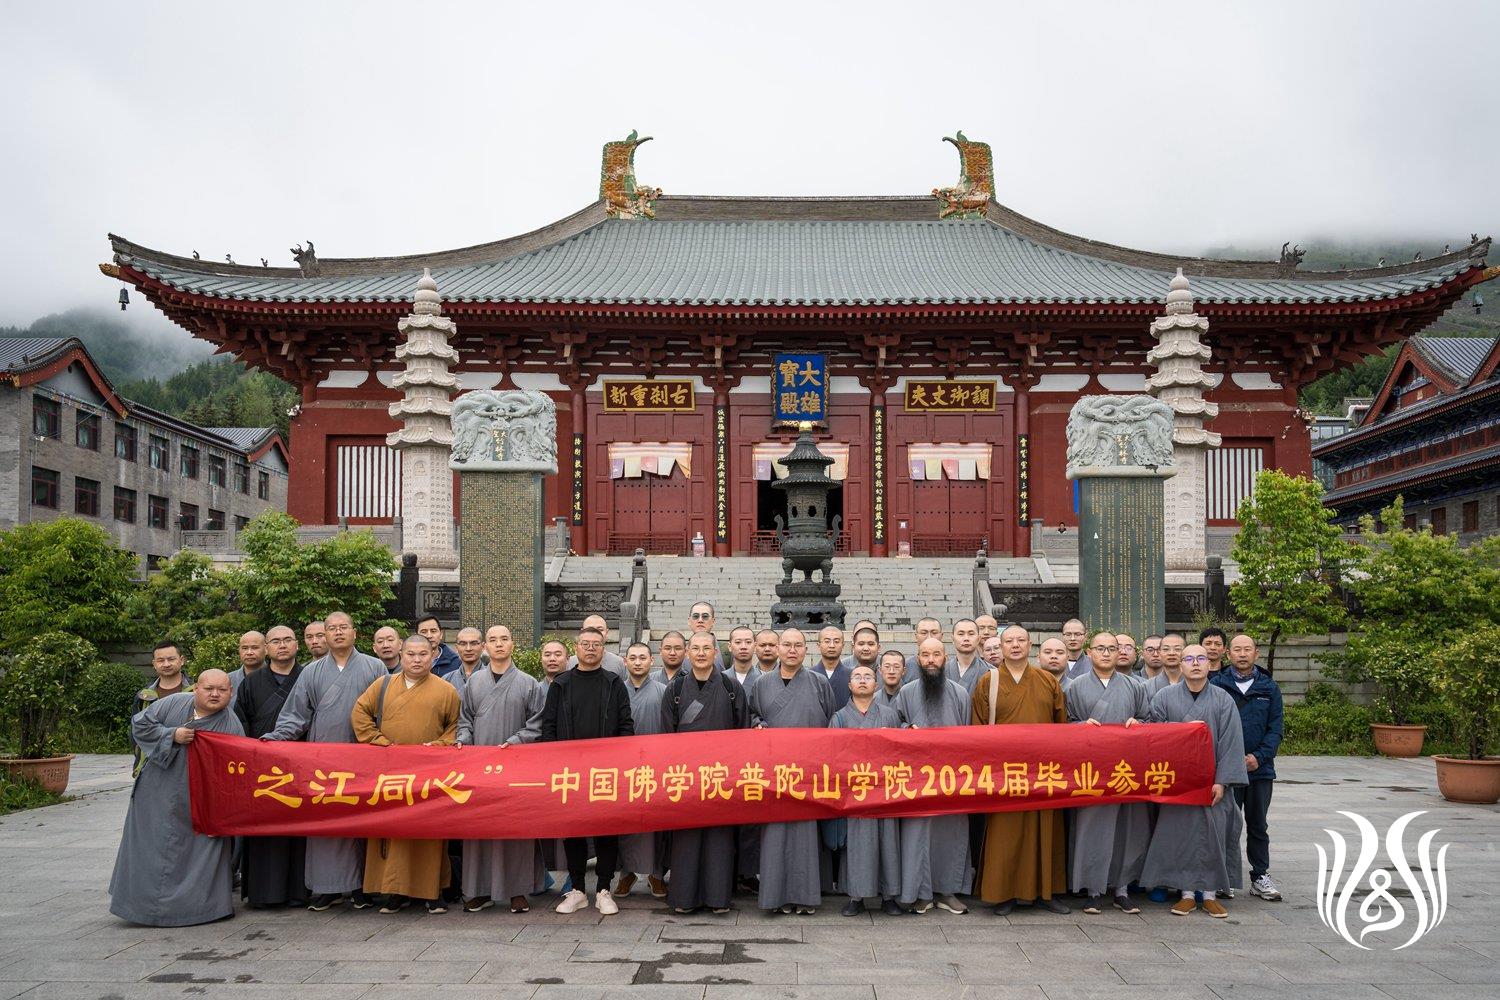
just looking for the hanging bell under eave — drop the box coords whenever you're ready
[117,288,129,311]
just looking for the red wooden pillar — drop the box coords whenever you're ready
[871,388,889,557]
[713,388,731,556]
[1012,381,1033,558]
[570,386,588,554]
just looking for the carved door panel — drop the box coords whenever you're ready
[649,471,691,553]
[611,479,652,545]
[609,472,690,554]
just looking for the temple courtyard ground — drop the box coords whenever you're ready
[0,755,1495,1000]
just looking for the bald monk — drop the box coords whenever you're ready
[109,669,243,926]
[226,630,265,696]
[352,634,461,914]
[234,626,307,908]
[970,625,1069,915]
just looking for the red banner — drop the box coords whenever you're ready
[189,723,1214,840]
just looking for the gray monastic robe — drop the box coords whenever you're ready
[944,655,987,696]
[893,679,973,902]
[727,663,759,694]
[456,665,545,901]
[1141,671,1175,697]
[109,693,243,926]
[661,666,750,909]
[445,662,483,696]
[876,686,904,711]
[725,664,762,880]
[750,668,836,909]
[1139,682,1248,892]
[509,676,567,870]
[266,650,386,895]
[1065,670,1153,896]
[618,676,669,879]
[829,701,902,900]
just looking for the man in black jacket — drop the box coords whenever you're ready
[541,625,634,915]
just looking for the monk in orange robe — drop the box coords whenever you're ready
[351,634,461,914]
[969,624,1070,915]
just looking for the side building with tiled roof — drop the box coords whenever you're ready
[1313,335,1500,541]
[1,337,290,570]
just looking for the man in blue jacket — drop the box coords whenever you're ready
[416,615,462,678]
[1213,634,1284,902]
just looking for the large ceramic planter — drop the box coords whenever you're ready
[1370,723,1427,758]
[1434,756,1500,805]
[0,754,74,795]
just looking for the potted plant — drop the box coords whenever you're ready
[1338,629,1432,756]
[0,632,100,795]
[1432,626,1500,804]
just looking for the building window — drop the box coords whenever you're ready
[257,470,270,500]
[1206,444,1268,522]
[148,434,170,470]
[31,467,59,508]
[179,502,199,531]
[115,423,137,462]
[76,412,100,451]
[145,554,165,571]
[148,495,169,530]
[1431,507,1447,536]
[74,477,100,517]
[114,487,137,523]
[208,455,227,487]
[207,509,226,531]
[233,515,250,531]
[32,397,61,439]
[234,461,250,494]
[1463,500,1479,534]
[180,445,199,479]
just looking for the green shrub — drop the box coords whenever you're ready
[1433,625,1500,760]
[1282,684,1373,755]
[0,773,64,815]
[186,633,245,681]
[0,632,103,757]
[75,660,148,732]
[0,519,141,647]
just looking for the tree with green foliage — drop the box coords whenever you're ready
[1230,470,1352,674]
[119,357,298,437]
[0,519,141,647]
[1435,625,1500,761]
[236,512,399,638]
[1334,500,1500,726]
[0,633,103,757]
[126,549,251,651]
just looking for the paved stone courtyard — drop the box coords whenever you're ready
[1,754,1496,1000]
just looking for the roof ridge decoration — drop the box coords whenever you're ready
[933,131,993,220]
[600,130,662,220]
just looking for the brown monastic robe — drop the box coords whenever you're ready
[351,672,461,900]
[969,664,1068,904]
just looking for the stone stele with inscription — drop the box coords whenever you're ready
[450,390,559,474]
[1065,395,1177,472]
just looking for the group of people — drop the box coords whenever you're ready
[108,604,1284,929]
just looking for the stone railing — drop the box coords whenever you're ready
[989,582,1207,631]
[616,549,651,651]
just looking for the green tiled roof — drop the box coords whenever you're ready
[112,215,1487,309]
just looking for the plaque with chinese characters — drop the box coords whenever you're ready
[602,379,696,412]
[903,379,997,412]
[772,353,827,423]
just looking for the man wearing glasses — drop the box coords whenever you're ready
[686,601,727,667]
[567,614,627,679]
[1139,643,1248,918]
[1114,634,1138,674]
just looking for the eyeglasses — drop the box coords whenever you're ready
[689,612,713,620]
[1182,655,1209,663]
[1090,645,1118,654]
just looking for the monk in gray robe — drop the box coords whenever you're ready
[944,619,987,696]
[1065,631,1152,913]
[263,610,387,910]
[893,637,973,915]
[455,625,545,913]
[749,628,836,914]
[109,670,243,926]
[225,630,265,697]
[509,639,571,890]
[876,650,907,710]
[1141,633,1186,697]
[615,641,669,900]
[830,664,904,917]
[1140,643,1248,918]
[662,632,751,912]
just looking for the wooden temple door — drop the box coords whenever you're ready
[607,470,691,555]
[911,479,989,556]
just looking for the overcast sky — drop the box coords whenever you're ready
[2,0,1496,330]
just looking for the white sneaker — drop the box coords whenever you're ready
[1250,875,1282,901]
[555,889,588,914]
[594,889,619,915]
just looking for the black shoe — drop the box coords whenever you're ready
[841,899,865,917]
[881,898,904,916]
[307,893,344,912]
[378,895,409,914]
[993,899,1016,916]
[736,876,760,894]
[1036,897,1071,915]
[426,899,448,914]
[1082,895,1103,914]
[350,891,373,910]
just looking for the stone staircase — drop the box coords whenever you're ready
[557,555,1040,641]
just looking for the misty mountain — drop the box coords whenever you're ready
[0,306,215,384]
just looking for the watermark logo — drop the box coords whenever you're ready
[1315,810,1449,950]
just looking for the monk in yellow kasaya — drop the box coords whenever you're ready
[352,633,461,914]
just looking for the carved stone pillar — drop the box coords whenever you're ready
[387,269,459,571]
[1146,269,1221,573]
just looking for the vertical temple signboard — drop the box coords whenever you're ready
[570,433,585,526]
[714,403,729,548]
[451,390,560,648]
[1016,433,1030,526]
[773,353,827,424]
[871,403,886,550]
[1064,396,1176,640]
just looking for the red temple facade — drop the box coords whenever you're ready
[103,134,1491,558]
